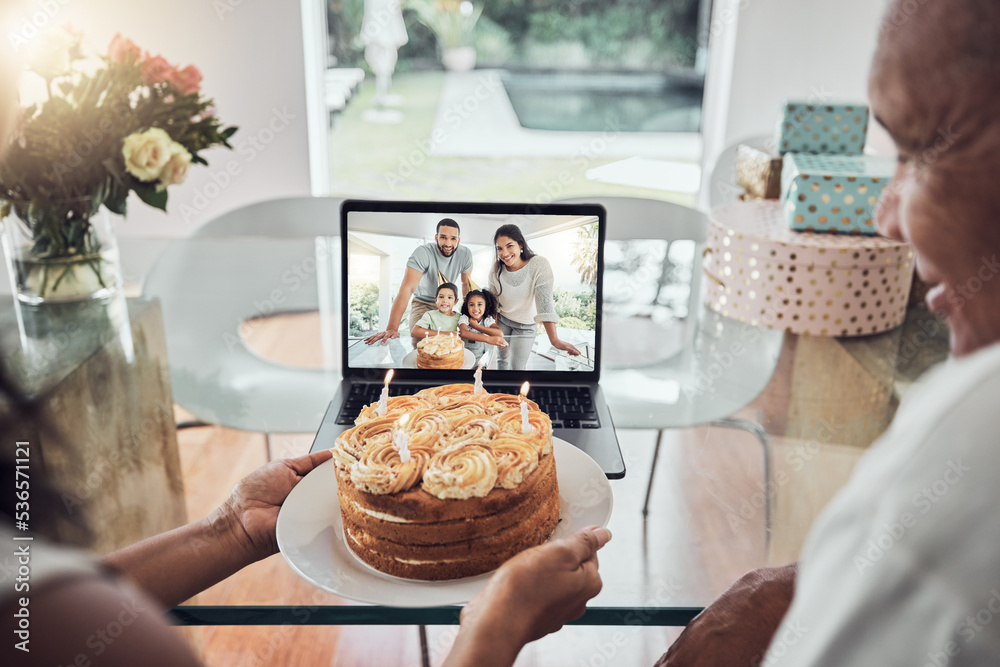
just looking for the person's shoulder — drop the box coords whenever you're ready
[407,244,433,265]
[457,244,473,259]
[458,314,470,325]
[528,255,553,274]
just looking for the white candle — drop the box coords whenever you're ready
[377,369,393,417]
[393,424,411,463]
[473,359,485,394]
[519,381,531,434]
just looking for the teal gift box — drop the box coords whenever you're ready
[781,154,895,235]
[775,101,870,155]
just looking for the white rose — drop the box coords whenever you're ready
[28,27,78,80]
[122,128,175,182]
[157,145,192,191]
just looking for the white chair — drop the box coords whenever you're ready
[144,197,345,451]
[559,197,783,529]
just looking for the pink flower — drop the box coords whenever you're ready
[141,54,174,86]
[108,33,142,64]
[167,65,202,96]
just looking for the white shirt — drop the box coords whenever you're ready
[765,341,1000,665]
[487,256,558,326]
[458,314,496,328]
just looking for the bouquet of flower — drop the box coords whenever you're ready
[0,26,236,301]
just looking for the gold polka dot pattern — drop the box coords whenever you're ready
[776,102,869,155]
[780,154,896,236]
[705,201,914,337]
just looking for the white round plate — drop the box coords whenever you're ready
[401,349,476,370]
[276,438,613,607]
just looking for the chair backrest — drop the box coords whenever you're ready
[557,196,708,348]
[558,196,706,243]
[189,196,345,238]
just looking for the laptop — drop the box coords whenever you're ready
[310,199,625,479]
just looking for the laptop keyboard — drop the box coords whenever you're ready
[334,384,600,429]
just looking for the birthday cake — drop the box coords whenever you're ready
[331,383,558,580]
[416,334,465,369]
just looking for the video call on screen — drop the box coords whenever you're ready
[346,210,599,373]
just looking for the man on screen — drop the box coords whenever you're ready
[364,218,472,346]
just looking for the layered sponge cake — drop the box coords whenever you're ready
[331,384,558,580]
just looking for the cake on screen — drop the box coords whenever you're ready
[330,382,558,581]
[416,333,465,369]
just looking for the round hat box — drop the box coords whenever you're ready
[705,201,914,337]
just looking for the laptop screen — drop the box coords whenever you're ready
[341,200,605,383]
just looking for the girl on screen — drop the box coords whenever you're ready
[458,289,507,364]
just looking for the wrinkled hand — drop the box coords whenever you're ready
[489,335,508,347]
[552,339,580,356]
[364,330,399,345]
[655,564,797,667]
[215,450,333,562]
[460,527,610,649]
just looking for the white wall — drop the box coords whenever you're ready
[20,0,319,237]
[700,0,893,208]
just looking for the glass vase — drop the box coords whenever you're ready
[2,199,123,304]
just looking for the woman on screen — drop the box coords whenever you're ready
[489,224,580,371]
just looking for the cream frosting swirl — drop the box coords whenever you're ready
[418,334,464,356]
[421,443,498,499]
[350,440,428,495]
[355,395,432,425]
[333,415,396,469]
[394,409,452,450]
[415,383,476,407]
[494,408,553,455]
[487,435,539,489]
[482,393,540,415]
[441,414,502,447]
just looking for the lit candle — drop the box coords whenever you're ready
[377,369,393,417]
[519,381,531,434]
[394,414,411,463]
[473,359,485,394]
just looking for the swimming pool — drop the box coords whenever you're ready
[501,71,703,133]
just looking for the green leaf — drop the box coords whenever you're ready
[105,181,128,215]
[132,183,168,211]
[221,126,238,140]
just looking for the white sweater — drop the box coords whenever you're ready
[488,255,558,326]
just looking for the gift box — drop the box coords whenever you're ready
[775,101,869,155]
[781,153,895,235]
[736,144,783,199]
[704,201,914,337]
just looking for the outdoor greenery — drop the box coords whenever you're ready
[328,0,702,71]
[554,288,596,330]
[571,223,598,287]
[349,278,380,336]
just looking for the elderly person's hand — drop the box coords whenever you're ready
[212,449,332,562]
[654,564,797,667]
[444,526,611,667]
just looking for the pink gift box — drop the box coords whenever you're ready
[704,201,914,337]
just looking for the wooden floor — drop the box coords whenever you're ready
[171,313,863,666]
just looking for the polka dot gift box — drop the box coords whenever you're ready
[705,201,914,337]
[775,101,869,155]
[781,153,896,236]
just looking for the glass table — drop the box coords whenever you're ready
[1,230,950,632]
